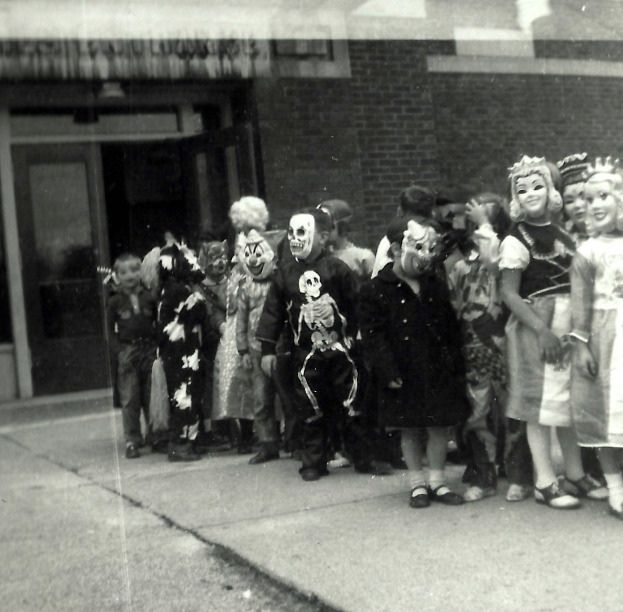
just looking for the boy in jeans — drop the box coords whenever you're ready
[107,253,157,458]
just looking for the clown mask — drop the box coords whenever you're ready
[243,230,276,280]
[288,213,315,260]
[400,220,439,277]
[199,240,228,281]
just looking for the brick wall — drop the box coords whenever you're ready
[254,40,443,248]
[253,76,365,241]
[348,40,441,246]
[429,71,623,198]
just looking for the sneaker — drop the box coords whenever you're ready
[327,452,351,469]
[125,443,140,459]
[534,481,581,509]
[505,483,532,502]
[464,485,496,502]
[561,474,608,501]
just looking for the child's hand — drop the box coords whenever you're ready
[538,329,562,364]
[219,322,226,336]
[574,342,598,378]
[241,353,252,370]
[261,355,277,378]
[387,378,403,390]
[465,199,489,227]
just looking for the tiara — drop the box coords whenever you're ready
[508,155,548,179]
[586,156,620,176]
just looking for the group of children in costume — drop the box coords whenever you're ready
[106,152,623,521]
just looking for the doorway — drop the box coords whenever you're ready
[12,121,259,395]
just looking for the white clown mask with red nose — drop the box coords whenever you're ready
[288,213,315,260]
[400,220,439,278]
[242,230,275,280]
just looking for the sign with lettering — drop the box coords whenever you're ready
[0,39,271,80]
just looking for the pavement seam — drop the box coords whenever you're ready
[0,432,343,612]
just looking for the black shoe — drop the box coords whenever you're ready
[168,443,201,462]
[237,443,255,455]
[427,484,464,505]
[195,431,231,452]
[125,443,140,459]
[409,486,430,508]
[151,439,169,454]
[300,467,329,481]
[249,446,279,465]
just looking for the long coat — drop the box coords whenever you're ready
[358,264,468,429]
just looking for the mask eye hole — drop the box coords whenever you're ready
[415,243,423,251]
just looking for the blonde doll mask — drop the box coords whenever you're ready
[400,219,439,277]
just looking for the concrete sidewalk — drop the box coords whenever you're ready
[2,409,622,612]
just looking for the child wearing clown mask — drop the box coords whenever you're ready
[236,229,282,464]
[499,155,607,509]
[570,158,623,520]
[359,217,468,508]
[257,208,359,481]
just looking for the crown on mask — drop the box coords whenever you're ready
[586,156,620,177]
[508,155,549,179]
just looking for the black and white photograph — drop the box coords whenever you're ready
[1,1,623,610]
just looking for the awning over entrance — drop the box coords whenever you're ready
[0,39,271,80]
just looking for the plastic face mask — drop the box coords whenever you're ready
[243,230,275,280]
[288,214,315,260]
[400,220,439,277]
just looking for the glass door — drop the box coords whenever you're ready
[13,143,110,394]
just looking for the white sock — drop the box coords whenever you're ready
[428,469,445,490]
[409,470,426,490]
[604,473,623,512]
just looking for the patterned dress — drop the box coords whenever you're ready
[571,235,623,447]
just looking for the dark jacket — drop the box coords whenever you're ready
[359,264,468,428]
[107,286,156,353]
[257,252,358,355]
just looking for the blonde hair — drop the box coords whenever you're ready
[584,170,623,235]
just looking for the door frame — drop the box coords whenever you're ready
[1,89,260,398]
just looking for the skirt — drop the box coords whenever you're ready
[506,294,572,427]
[571,304,623,447]
[211,315,255,420]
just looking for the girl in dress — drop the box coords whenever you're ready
[499,155,606,509]
[570,157,623,519]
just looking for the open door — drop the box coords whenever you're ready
[181,123,259,235]
[13,143,110,395]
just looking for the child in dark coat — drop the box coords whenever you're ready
[359,217,468,508]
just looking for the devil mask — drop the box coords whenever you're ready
[243,230,276,280]
[400,220,439,277]
[288,213,315,260]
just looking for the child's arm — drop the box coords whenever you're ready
[257,273,287,377]
[358,281,402,388]
[570,250,597,378]
[236,284,252,369]
[500,269,562,364]
[106,296,121,355]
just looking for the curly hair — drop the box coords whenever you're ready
[229,196,269,232]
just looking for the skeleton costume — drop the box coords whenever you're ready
[257,212,359,475]
[158,243,207,451]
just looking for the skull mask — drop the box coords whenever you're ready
[288,213,315,260]
[242,230,275,280]
[298,270,322,300]
[400,220,439,277]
